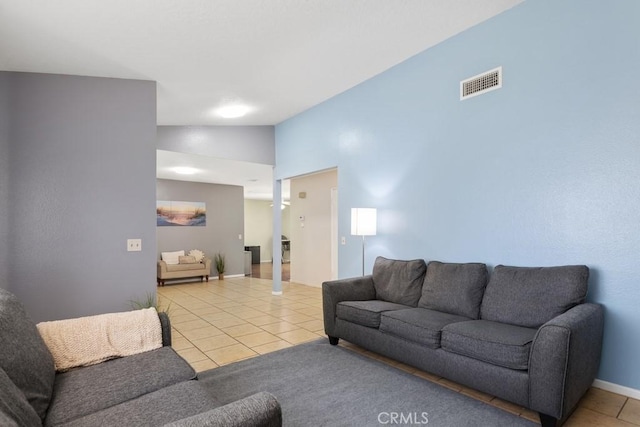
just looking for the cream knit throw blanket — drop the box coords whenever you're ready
[37,307,162,372]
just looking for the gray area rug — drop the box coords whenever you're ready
[197,339,537,427]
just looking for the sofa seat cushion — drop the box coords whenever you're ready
[418,261,488,319]
[379,308,471,348]
[45,346,196,426]
[0,288,55,421]
[336,300,409,328]
[372,257,427,307]
[480,265,589,328]
[59,380,218,427]
[166,263,206,272]
[441,320,537,370]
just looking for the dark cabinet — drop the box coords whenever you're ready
[244,246,260,264]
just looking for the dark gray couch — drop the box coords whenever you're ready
[323,257,604,427]
[0,288,282,427]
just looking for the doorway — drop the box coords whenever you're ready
[288,168,338,287]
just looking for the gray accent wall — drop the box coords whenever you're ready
[0,74,9,289]
[157,126,275,165]
[157,179,245,277]
[2,71,157,322]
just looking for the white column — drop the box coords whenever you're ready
[272,172,283,295]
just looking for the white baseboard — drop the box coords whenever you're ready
[593,379,640,399]
[215,274,244,279]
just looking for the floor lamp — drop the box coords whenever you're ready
[351,208,377,276]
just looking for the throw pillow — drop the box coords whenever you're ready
[161,250,184,265]
[372,256,427,307]
[0,367,42,427]
[179,256,197,264]
[188,249,205,262]
[480,265,589,328]
[0,288,55,421]
[418,261,488,319]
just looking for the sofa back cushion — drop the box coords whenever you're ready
[480,265,589,328]
[418,261,488,319]
[0,288,55,421]
[372,257,427,307]
[179,255,197,264]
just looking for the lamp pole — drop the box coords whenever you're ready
[351,208,377,277]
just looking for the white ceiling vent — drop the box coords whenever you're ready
[460,66,502,100]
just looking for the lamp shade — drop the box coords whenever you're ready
[351,208,377,236]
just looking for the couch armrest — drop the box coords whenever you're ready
[202,258,212,273]
[158,260,168,277]
[322,276,376,336]
[163,392,282,427]
[528,303,604,421]
[158,311,172,347]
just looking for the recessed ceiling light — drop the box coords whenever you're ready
[172,166,198,175]
[217,104,250,119]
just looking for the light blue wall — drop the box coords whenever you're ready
[2,72,157,322]
[276,0,640,390]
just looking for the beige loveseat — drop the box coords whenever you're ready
[157,250,212,286]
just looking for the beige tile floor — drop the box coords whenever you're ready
[157,276,640,426]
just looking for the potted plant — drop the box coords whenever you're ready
[129,292,171,317]
[214,252,226,280]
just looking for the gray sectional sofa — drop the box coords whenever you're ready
[323,257,604,427]
[0,288,282,427]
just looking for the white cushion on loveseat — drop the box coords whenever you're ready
[161,251,185,265]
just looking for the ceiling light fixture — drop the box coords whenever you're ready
[217,104,250,119]
[172,166,198,175]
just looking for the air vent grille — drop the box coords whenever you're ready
[460,67,502,100]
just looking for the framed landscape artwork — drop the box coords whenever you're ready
[157,200,206,226]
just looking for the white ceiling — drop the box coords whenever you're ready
[0,0,522,199]
[157,150,290,201]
